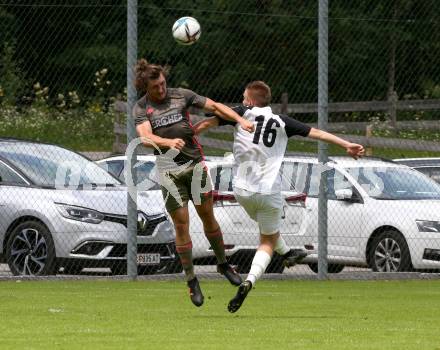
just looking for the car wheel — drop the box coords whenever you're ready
[235,256,253,274]
[157,260,183,274]
[266,253,285,274]
[369,230,412,272]
[308,263,345,274]
[235,253,286,274]
[6,221,57,276]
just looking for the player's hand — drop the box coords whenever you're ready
[167,138,185,150]
[346,143,365,159]
[240,119,255,133]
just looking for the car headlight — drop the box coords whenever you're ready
[56,203,104,224]
[416,220,440,232]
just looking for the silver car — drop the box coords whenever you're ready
[97,154,307,274]
[0,139,179,276]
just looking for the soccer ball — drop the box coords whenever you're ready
[172,17,201,45]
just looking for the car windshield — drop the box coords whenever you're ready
[106,160,161,190]
[347,166,440,200]
[0,142,121,188]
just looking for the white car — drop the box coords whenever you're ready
[97,155,307,273]
[280,156,440,272]
[98,154,440,273]
[393,158,440,184]
[0,139,179,276]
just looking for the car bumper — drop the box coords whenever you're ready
[407,235,440,269]
[51,217,175,259]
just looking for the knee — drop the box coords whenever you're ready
[201,215,219,232]
[173,220,189,234]
[260,233,279,249]
[198,208,218,228]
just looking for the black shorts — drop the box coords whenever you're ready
[160,163,213,213]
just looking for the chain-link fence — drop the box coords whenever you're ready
[1,1,440,281]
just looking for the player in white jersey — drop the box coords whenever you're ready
[194,81,365,312]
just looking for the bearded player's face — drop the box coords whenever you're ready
[147,73,167,102]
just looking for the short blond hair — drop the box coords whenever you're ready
[245,81,271,107]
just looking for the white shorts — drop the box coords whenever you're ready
[233,188,283,235]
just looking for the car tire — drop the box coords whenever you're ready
[308,263,345,274]
[235,252,286,274]
[266,253,285,274]
[158,260,183,274]
[235,255,253,274]
[369,230,413,272]
[6,220,57,276]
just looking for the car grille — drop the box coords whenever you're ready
[103,212,168,236]
[107,243,175,258]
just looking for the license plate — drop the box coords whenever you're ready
[136,253,160,266]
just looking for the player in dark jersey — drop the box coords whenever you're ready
[133,59,254,307]
[194,81,364,312]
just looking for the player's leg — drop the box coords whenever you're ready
[194,197,242,286]
[169,206,204,307]
[162,174,204,307]
[259,192,307,267]
[191,163,242,286]
[228,192,283,313]
[246,233,278,285]
[228,233,278,313]
[247,192,285,286]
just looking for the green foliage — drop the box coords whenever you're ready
[0,42,26,106]
[0,104,114,151]
[0,1,439,105]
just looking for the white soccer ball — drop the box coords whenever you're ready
[172,17,201,45]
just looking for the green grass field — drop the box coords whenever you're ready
[0,279,439,350]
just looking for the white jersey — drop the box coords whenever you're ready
[219,106,311,194]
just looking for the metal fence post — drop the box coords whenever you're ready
[127,0,138,280]
[318,0,329,280]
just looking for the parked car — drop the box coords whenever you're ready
[97,154,307,273]
[280,155,440,272]
[98,154,440,273]
[0,139,179,276]
[393,158,440,184]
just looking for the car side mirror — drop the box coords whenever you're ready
[335,188,361,203]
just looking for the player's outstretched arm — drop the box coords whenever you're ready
[193,117,220,135]
[308,128,365,159]
[136,121,185,150]
[203,98,254,133]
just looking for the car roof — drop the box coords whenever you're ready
[97,154,156,162]
[393,158,440,167]
[0,137,49,146]
[98,154,405,169]
[283,155,403,168]
[97,154,235,166]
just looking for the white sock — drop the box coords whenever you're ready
[274,236,290,256]
[246,250,272,286]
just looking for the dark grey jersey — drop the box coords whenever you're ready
[133,88,207,165]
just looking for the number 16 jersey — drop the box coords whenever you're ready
[219,105,311,194]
